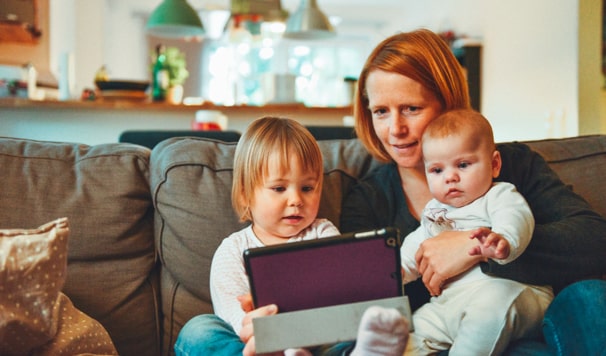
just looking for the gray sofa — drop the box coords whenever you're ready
[1,134,605,356]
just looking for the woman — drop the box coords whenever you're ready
[340,28,606,353]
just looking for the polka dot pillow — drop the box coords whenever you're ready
[0,218,117,355]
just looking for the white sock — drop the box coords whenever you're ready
[350,306,409,356]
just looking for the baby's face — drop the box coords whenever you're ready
[423,134,499,208]
[249,153,322,245]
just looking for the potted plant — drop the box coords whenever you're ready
[165,47,188,104]
[165,47,188,86]
[151,46,189,104]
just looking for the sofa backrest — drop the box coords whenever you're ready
[150,137,380,354]
[3,133,603,356]
[0,137,160,356]
[524,135,606,218]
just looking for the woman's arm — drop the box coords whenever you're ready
[488,143,606,290]
[415,230,485,295]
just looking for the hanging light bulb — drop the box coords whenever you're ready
[283,0,335,40]
[146,0,205,38]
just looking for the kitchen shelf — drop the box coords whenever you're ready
[0,97,352,116]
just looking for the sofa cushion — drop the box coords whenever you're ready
[0,138,159,356]
[0,218,70,354]
[0,217,117,355]
[33,292,118,355]
[150,137,380,354]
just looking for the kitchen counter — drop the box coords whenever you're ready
[0,98,353,145]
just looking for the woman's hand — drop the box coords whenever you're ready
[415,230,484,296]
[237,294,278,356]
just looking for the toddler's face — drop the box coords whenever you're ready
[249,153,321,245]
[423,134,500,208]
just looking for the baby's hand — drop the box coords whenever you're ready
[468,227,510,260]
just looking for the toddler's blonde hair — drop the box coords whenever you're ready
[232,117,324,222]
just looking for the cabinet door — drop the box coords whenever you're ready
[0,0,41,43]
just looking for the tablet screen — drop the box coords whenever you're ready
[244,227,403,313]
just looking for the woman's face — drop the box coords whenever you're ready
[366,70,443,169]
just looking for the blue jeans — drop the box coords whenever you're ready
[174,314,244,356]
[174,314,353,356]
[542,279,606,355]
[504,279,606,356]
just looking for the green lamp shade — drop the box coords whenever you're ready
[146,0,205,38]
[284,0,335,40]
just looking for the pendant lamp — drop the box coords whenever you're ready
[283,0,335,39]
[146,0,205,38]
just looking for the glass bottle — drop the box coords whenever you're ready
[22,62,37,100]
[152,45,169,102]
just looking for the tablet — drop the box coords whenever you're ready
[243,227,403,313]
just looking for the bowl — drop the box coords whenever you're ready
[95,80,149,92]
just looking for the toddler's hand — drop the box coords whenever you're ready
[238,296,278,356]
